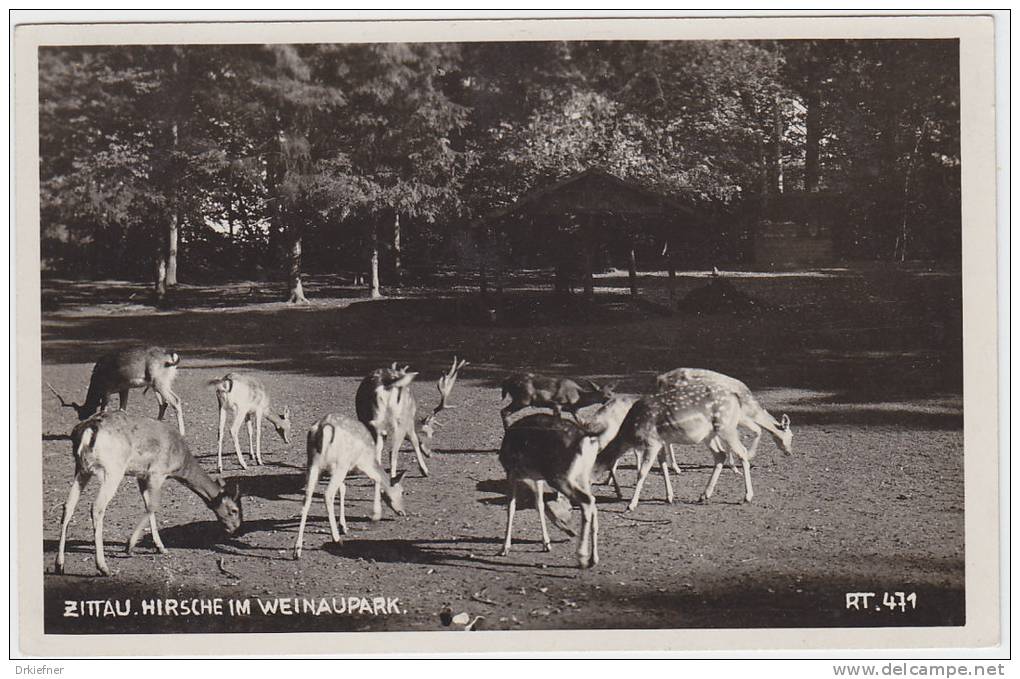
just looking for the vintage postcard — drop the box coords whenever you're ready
[12,13,1001,656]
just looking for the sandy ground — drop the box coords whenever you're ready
[38,268,964,633]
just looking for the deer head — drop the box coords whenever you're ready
[383,469,409,516]
[274,406,292,444]
[46,382,90,420]
[211,478,244,536]
[419,356,469,441]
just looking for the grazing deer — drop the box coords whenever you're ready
[208,373,292,472]
[293,414,407,559]
[500,373,615,429]
[599,381,793,510]
[54,410,242,577]
[497,414,601,568]
[47,346,185,435]
[656,367,791,463]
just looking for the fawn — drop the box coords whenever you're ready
[293,414,407,558]
[208,373,291,472]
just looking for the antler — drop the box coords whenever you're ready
[46,382,85,417]
[421,356,469,435]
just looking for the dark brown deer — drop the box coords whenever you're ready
[54,410,242,576]
[499,373,615,429]
[47,345,185,435]
[497,414,601,568]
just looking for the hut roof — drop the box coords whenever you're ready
[480,167,695,224]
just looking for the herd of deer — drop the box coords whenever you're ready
[47,345,793,575]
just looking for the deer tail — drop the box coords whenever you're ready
[165,351,181,368]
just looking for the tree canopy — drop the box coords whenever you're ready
[39,38,961,301]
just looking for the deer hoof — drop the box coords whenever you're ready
[54,561,64,575]
[698,495,710,504]
[498,548,510,557]
[543,543,552,553]
[97,565,112,577]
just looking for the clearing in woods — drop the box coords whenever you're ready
[39,266,963,633]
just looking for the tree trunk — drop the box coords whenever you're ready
[287,229,308,304]
[893,118,931,262]
[804,83,821,192]
[166,209,179,287]
[369,221,382,299]
[628,247,638,296]
[766,94,784,199]
[392,211,401,286]
[154,255,168,304]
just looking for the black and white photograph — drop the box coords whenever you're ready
[12,13,1002,657]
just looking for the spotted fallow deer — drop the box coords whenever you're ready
[54,410,242,577]
[47,346,185,435]
[293,414,407,559]
[208,373,291,472]
[656,367,793,465]
[598,380,793,510]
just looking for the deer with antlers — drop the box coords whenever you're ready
[355,357,467,520]
[47,346,185,435]
[499,373,615,430]
[293,414,407,559]
[54,410,242,577]
[598,379,793,510]
[208,373,292,473]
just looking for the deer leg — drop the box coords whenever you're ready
[246,417,256,465]
[254,412,265,465]
[552,404,564,419]
[589,492,600,567]
[56,472,91,575]
[294,462,321,559]
[574,490,598,568]
[699,441,727,503]
[609,459,625,500]
[91,467,125,577]
[499,480,519,557]
[627,441,662,512]
[216,406,228,473]
[119,389,131,412]
[229,417,249,471]
[406,427,430,478]
[323,473,344,542]
[721,430,754,503]
[659,450,675,505]
[154,390,168,420]
[153,383,184,435]
[533,480,552,552]
[388,426,405,481]
[128,478,166,554]
[669,444,683,475]
[371,433,385,522]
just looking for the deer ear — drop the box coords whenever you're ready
[282,406,291,419]
[392,470,408,486]
[780,414,791,429]
[225,478,242,500]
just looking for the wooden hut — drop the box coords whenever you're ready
[477,168,698,299]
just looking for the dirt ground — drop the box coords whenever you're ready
[38,266,965,634]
